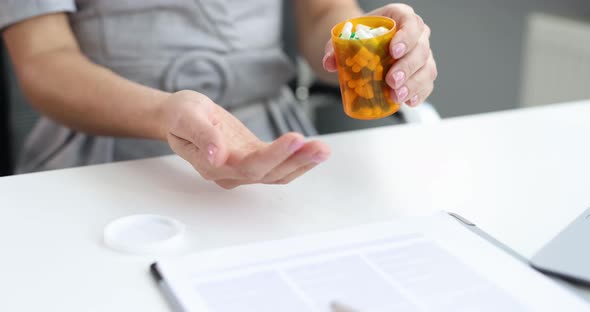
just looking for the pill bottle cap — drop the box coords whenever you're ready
[103,214,186,255]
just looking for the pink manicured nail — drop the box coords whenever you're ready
[311,152,329,164]
[288,138,305,153]
[392,43,407,59]
[410,95,419,106]
[207,143,217,165]
[393,71,405,88]
[389,89,397,102]
[396,86,409,102]
[322,53,330,65]
[323,52,337,71]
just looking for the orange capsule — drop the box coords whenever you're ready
[354,86,363,96]
[374,65,384,81]
[366,86,375,99]
[358,47,372,59]
[345,57,355,67]
[341,70,353,81]
[344,86,358,102]
[359,58,368,67]
[352,54,359,63]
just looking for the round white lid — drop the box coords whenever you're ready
[103,214,186,255]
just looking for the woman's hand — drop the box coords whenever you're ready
[160,91,331,189]
[323,3,437,107]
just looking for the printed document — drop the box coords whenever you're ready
[153,212,589,311]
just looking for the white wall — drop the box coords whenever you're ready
[521,13,590,107]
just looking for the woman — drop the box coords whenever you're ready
[0,0,436,188]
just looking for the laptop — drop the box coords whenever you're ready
[531,207,590,286]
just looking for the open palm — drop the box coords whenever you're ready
[163,91,331,189]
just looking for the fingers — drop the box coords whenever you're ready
[323,40,337,72]
[405,74,435,107]
[215,140,330,189]
[214,179,242,190]
[395,52,436,106]
[385,4,425,59]
[325,4,427,72]
[199,139,331,189]
[406,84,434,107]
[273,163,318,185]
[238,132,306,180]
[261,140,331,184]
[210,139,331,188]
[386,25,431,90]
[323,53,337,72]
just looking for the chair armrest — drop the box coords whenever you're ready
[399,102,441,124]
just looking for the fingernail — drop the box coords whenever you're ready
[311,152,329,164]
[322,52,333,67]
[392,43,407,59]
[396,86,409,102]
[207,143,217,165]
[323,53,337,72]
[288,138,305,153]
[410,95,419,106]
[393,71,405,88]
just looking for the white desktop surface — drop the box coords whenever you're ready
[1,101,589,311]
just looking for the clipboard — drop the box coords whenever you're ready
[150,212,589,311]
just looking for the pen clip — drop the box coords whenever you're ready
[448,212,476,226]
[330,301,359,312]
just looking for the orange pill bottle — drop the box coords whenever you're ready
[331,16,399,120]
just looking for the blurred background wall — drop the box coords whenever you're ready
[358,0,590,117]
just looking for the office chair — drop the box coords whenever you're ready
[0,42,12,176]
[295,67,440,134]
[0,40,40,177]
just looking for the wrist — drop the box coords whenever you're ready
[154,90,215,142]
[150,90,173,141]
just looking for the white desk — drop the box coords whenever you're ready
[2,100,590,311]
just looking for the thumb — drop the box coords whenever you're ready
[164,91,229,168]
[323,40,338,72]
[192,111,227,168]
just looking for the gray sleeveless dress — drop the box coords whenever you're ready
[0,0,316,173]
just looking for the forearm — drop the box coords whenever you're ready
[296,1,364,83]
[12,49,170,141]
[2,12,170,141]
